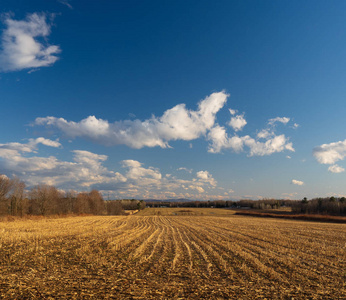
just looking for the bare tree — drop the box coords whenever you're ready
[89,190,105,215]
[105,200,124,215]
[29,185,61,215]
[9,177,26,216]
[0,174,13,215]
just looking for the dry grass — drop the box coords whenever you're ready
[0,209,345,299]
[136,207,237,216]
[234,210,346,223]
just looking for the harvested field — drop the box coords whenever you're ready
[0,209,345,299]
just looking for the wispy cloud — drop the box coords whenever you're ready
[57,0,73,9]
[328,164,345,173]
[177,167,192,173]
[0,137,61,154]
[0,13,60,72]
[268,117,290,126]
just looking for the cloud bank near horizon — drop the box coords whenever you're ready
[0,139,226,200]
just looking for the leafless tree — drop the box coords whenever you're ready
[9,177,26,216]
[0,175,13,215]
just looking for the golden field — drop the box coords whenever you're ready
[0,208,345,299]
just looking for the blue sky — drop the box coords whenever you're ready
[1,0,346,200]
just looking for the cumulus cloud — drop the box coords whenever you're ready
[196,170,217,187]
[0,13,60,72]
[207,113,294,155]
[207,125,244,153]
[243,134,294,156]
[121,160,162,188]
[34,92,229,149]
[328,164,345,173]
[291,179,304,186]
[229,114,247,131]
[313,140,346,165]
[257,129,271,139]
[207,127,294,156]
[33,92,295,158]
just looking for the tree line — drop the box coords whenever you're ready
[146,198,346,216]
[292,197,346,215]
[0,174,145,217]
[1,173,344,217]
[146,199,296,209]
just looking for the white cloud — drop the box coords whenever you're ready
[207,127,294,156]
[0,147,126,189]
[189,185,205,193]
[328,164,345,173]
[0,137,60,154]
[121,160,162,184]
[34,91,229,149]
[0,142,228,199]
[268,117,290,126]
[229,108,237,115]
[58,0,73,9]
[0,13,60,72]
[229,114,247,131]
[257,129,271,139]
[313,140,346,165]
[32,137,61,148]
[196,170,210,180]
[177,167,192,173]
[207,114,294,155]
[196,170,217,187]
[34,92,295,158]
[207,125,244,153]
[291,179,304,186]
[244,134,294,157]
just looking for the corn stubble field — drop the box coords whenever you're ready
[0,208,345,299]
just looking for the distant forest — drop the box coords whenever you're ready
[0,174,145,217]
[146,197,346,216]
[0,174,345,217]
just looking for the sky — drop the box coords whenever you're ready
[1,0,346,200]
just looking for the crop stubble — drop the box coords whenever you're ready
[0,211,345,299]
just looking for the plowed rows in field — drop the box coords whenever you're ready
[0,212,345,299]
